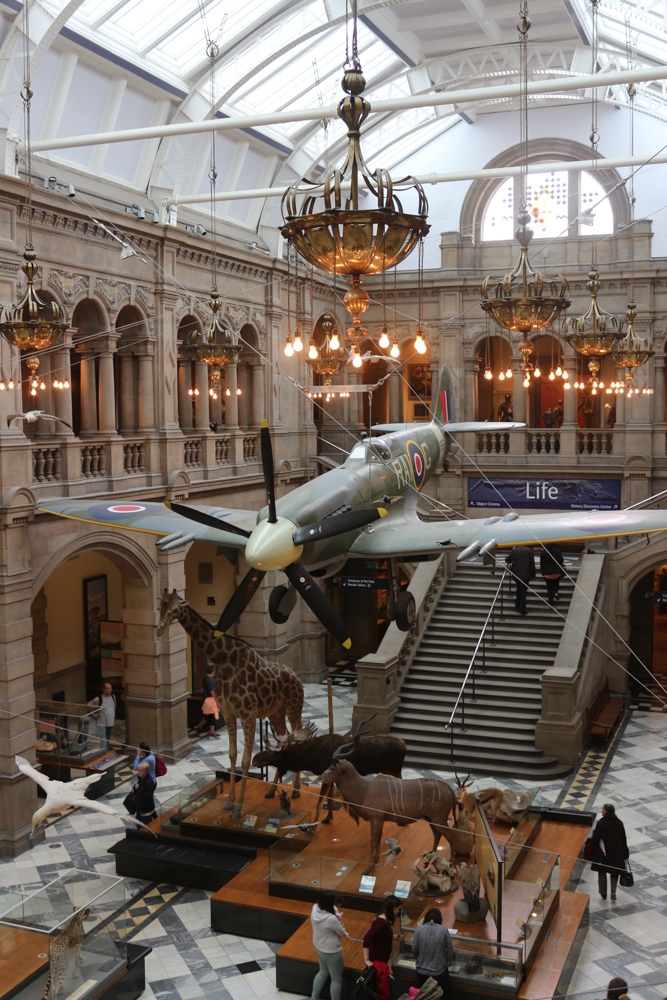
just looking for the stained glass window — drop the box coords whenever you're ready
[482,177,514,240]
[526,171,569,237]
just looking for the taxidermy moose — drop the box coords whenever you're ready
[252,721,406,824]
[321,719,458,874]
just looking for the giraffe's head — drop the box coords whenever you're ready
[157,589,186,636]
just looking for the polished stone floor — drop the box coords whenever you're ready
[3,683,666,1000]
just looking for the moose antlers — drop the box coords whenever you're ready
[266,720,317,750]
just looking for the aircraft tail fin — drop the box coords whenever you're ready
[432,363,456,428]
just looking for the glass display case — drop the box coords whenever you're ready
[35,699,104,764]
[392,928,523,993]
[499,792,543,878]
[0,869,128,1000]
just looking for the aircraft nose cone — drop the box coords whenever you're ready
[245,517,303,571]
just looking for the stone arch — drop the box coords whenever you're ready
[238,323,263,429]
[32,528,154,600]
[460,138,630,244]
[69,298,110,436]
[176,315,202,433]
[115,304,152,436]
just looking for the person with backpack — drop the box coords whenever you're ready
[92,682,116,750]
[133,743,156,781]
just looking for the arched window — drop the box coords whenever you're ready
[482,170,613,241]
[460,140,628,244]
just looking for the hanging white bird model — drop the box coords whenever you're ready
[15,755,156,843]
[7,411,72,429]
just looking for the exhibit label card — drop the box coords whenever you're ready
[394,880,412,899]
[243,815,258,830]
[265,817,280,834]
[359,875,376,894]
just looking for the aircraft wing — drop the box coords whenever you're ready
[348,507,667,558]
[370,422,525,433]
[36,499,254,548]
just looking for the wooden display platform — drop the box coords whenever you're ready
[208,778,590,999]
[0,925,49,998]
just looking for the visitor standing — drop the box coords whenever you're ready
[94,682,116,750]
[133,743,156,782]
[411,908,453,995]
[506,546,535,616]
[134,761,157,824]
[309,890,347,1000]
[591,803,629,900]
[200,691,221,738]
[540,542,565,605]
[362,895,402,1000]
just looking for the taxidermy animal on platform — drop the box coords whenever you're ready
[382,837,402,866]
[14,756,156,842]
[41,907,90,1000]
[157,591,304,817]
[413,851,457,894]
[252,718,406,824]
[454,774,532,824]
[320,719,457,874]
[450,806,474,856]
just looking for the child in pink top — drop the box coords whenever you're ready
[199,694,221,738]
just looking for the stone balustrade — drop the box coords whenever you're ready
[32,447,62,484]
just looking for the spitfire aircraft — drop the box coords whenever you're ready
[39,364,667,649]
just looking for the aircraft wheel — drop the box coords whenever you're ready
[395,591,416,631]
[269,585,297,624]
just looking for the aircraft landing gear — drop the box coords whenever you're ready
[269,585,297,624]
[386,557,416,632]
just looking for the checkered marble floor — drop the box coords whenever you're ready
[4,683,667,1000]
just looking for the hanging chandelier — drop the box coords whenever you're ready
[563,266,624,359]
[611,299,653,387]
[195,291,240,368]
[0,2,67,373]
[281,0,429,351]
[481,7,569,336]
[305,312,349,383]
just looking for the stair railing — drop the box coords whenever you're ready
[445,567,510,762]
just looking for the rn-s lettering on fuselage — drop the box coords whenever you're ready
[268,422,447,574]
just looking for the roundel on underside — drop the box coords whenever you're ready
[406,440,426,490]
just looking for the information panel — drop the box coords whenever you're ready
[467,476,621,511]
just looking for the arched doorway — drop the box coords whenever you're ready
[71,299,107,436]
[629,564,667,702]
[477,335,512,421]
[176,314,201,432]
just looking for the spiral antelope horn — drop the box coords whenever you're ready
[332,714,377,761]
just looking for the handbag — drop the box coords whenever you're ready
[123,788,137,815]
[583,838,594,861]
[620,860,634,887]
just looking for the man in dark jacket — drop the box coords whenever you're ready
[506,546,536,616]
[591,803,629,900]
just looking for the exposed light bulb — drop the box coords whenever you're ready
[194,387,200,396]
[562,369,569,380]
[293,331,303,352]
[308,341,318,360]
[555,365,562,377]
[606,388,612,394]
[548,370,555,381]
[188,388,193,396]
[379,325,390,349]
[30,387,36,396]
[534,366,541,378]
[592,387,597,395]
[0,382,4,391]
[414,332,427,355]
[599,381,605,388]
[523,377,530,388]
[563,381,571,390]
[8,380,14,389]
[40,381,45,390]
[498,371,505,381]
[390,338,400,359]
[284,335,294,357]
[352,345,362,368]
[31,379,38,389]
[483,367,493,380]
[330,332,340,351]
[64,380,69,389]
[237,387,242,395]
[505,367,513,379]
[53,379,59,388]
[209,388,214,397]
[226,387,231,396]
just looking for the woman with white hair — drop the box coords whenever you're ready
[134,760,157,824]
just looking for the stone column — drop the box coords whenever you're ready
[54,338,74,435]
[652,354,665,459]
[238,364,250,428]
[512,363,526,423]
[225,362,239,427]
[137,349,155,432]
[98,338,118,435]
[462,359,479,421]
[119,353,136,433]
[389,370,402,422]
[178,362,193,431]
[251,361,264,427]
[194,361,209,430]
[79,351,98,435]
[34,354,53,439]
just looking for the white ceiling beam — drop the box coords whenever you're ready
[26,62,667,153]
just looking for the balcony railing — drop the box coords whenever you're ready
[243,434,258,461]
[215,436,230,464]
[81,445,106,478]
[184,439,202,468]
[577,430,613,455]
[32,446,62,484]
[123,442,146,474]
[526,430,560,455]
[477,431,510,454]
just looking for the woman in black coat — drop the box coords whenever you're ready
[591,803,629,900]
[135,761,157,824]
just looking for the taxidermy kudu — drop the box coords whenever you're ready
[321,719,457,874]
[157,589,304,816]
[252,720,406,824]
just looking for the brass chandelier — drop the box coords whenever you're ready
[305,312,349,383]
[281,0,429,351]
[481,5,570,339]
[0,1,66,374]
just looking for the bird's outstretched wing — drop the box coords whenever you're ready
[38,413,73,430]
[69,772,103,792]
[15,754,52,793]
[7,413,27,427]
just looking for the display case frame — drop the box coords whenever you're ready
[392,928,524,994]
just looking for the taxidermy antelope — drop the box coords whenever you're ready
[252,720,406,824]
[321,719,457,874]
[454,773,531,825]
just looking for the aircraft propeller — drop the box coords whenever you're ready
[169,421,386,648]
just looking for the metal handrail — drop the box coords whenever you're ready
[445,567,509,762]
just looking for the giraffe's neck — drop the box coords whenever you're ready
[175,603,254,672]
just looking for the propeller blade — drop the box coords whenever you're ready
[166,502,251,539]
[284,562,352,650]
[293,507,387,546]
[214,567,266,635]
[261,419,277,524]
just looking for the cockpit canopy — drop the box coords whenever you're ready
[346,437,393,464]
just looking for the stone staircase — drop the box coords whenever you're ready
[391,557,578,779]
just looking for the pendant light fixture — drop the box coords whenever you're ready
[563,0,623,371]
[481,1,569,347]
[0,1,67,374]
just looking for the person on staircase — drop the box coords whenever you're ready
[540,542,565,606]
[506,545,535,616]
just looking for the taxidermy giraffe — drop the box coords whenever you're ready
[157,590,304,816]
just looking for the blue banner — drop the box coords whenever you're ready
[467,476,621,511]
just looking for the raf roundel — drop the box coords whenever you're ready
[406,440,427,491]
[89,501,164,521]
[108,504,146,513]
